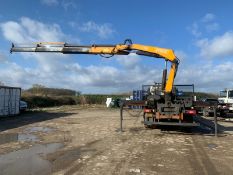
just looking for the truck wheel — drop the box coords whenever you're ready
[208,112,214,117]
[144,124,151,128]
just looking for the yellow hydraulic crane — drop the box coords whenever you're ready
[11,39,198,127]
[11,39,179,93]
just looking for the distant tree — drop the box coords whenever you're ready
[32,84,46,88]
[24,85,79,96]
[194,92,218,100]
[75,91,82,96]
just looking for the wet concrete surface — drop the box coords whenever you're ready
[0,143,63,175]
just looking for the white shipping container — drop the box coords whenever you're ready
[0,86,21,116]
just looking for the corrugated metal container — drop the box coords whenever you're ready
[0,86,21,116]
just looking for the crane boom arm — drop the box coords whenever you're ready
[10,40,179,93]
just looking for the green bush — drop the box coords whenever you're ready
[77,95,127,105]
[21,94,128,108]
[22,84,80,96]
[21,85,129,108]
[194,92,218,100]
[21,96,76,108]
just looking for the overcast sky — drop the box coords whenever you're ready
[0,0,233,93]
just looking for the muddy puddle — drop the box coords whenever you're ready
[0,133,38,144]
[24,126,54,133]
[208,143,218,149]
[0,126,54,145]
[0,143,63,175]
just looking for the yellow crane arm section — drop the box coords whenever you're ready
[10,40,179,93]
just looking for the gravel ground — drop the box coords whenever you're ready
[0,106,233,175]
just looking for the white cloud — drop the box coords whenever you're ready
[1,54,232,93]
[196,31,233,58]
[202,13,215,23]
[188,13,219,37]
[79,21,115,39]
[41,0,59,6]
[61,0,77,10]
[0,17,161,93]
[1,17,65,43]
[0,52,8,63]
[201,13,219,32]
[0,57,163,93]
[41,0,77,11]
[175,50,188,61]
[176,61,233,92]
[187,22,202,37]
[205,22,219,32]
[116,53,141,69]
[0,17,71,72]
[1,21,25,43]
[59,58,162,92]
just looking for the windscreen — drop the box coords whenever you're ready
[142,84,194,98]
[220,91,227,97]
[142,84,163,100]
[228,90,233,98]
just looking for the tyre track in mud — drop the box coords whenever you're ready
[186,134,233,174]
[57,119,148,175]
[186,136,217,175]
[60,131,144,175]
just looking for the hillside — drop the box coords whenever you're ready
[21,85,129,108]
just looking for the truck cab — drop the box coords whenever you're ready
[218,89,233,112]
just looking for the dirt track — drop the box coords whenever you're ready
[0,106,233,175]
